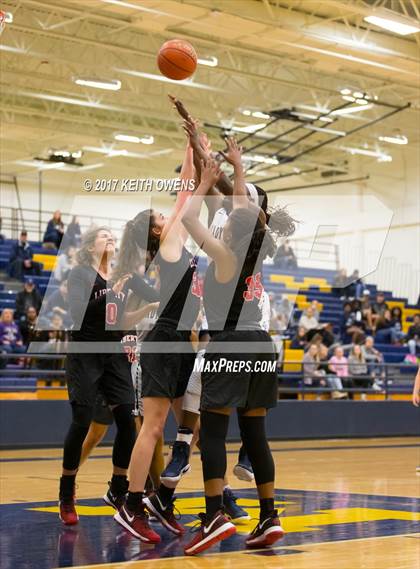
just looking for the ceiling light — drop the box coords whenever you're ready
[378,135,408,145]
[248,154,279,165]
[342,95,355,103]
[114,134,154,144]
[252,111,270,119]
[233,123,267,134]
[4,12,13,23]
[341,146,392,161]
[340,88,351,95]
[242,109,252,116]
[364,14,420,36]
[289,111,333,123]
[355,98,369,105]
[115,68,222,91]
[197,56,218,67]
[74,77,122,91]
[304,125,346,136]
[352,91,364,99]
[332,104,373,116]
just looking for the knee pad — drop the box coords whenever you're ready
[238,415,274,486]
[182,365,202,415]
[200,411,229,481]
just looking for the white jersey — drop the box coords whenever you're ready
[259,291,271,332]
[209,207,229,240]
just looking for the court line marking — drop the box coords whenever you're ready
[1,443,419,463]
[51,531,420,569]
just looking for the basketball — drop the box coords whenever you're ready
[157,39,197,80]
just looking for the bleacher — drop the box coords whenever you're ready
[0,238,418,400]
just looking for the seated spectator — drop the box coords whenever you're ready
[302,344,324,386]
[348,344,375,399]
[341,300,365,343]
[317,344,347,399]
[310,300,320,321]
[0,309,26,360]
[53,246,77,283]
[407,314,420,356]
[290,326,307,349]
[333,268,349,297]
[45,280,71,326]
[299,306,319,331]
[375,309,395,344]
[345,269,364,299]
[273,239,298,269]
[15,279,42,320]
[329,346,353,396]
[62,216,81,249]
[19,306,38,345]
[361,290,374,329]
[43,210,64,249]
[36,313,68,372]
[372,292,389,326]
[390,307,405,344]
[8,230,42,281]
[361,336,384,379]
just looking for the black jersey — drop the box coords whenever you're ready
[68,266,158,342]
[203,256,263,332]
[155,247,200,330]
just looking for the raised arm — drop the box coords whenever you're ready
[220,137,248,210]
[182,159,236,281]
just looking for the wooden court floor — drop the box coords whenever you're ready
[1,437,419,569]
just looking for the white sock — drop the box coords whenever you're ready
[176,432,193,445]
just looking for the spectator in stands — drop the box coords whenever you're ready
[54,246,77,283]
[329,346,353,395]
[62,216,81,249]
[341,300,365,343]
[8,230,42,281]
[0,309,26,356]
[361,290,374,329]
[317,344,346,399]
[19,306,38,345]
[302,344,324,386]
[290,326,307,349]
[333,268,349,297]
[345,270,364,299]
[362,336,384,380]
[43,210,64,249]
[15,278,42,320]
[390,307,405,344]
[372,292,389,326]
[299,306,319,332]
[310,300,320,321]
[45,280,71,326]
[348,344,372,400]
[375,309,394,343]
[407,314,420,356]
[273,239,297,269]
[36,313,68,371]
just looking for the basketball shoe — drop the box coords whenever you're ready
[222,488,250,522]
[160,441,191,486]
[245,510,285,548]
[143,494,185,535]
[233,446,254,482]
[184,511,236,556]
[114,503,161,543]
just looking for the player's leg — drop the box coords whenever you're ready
[184,408,236,555]
[239,408,284,548]
[79,421,108,466]
[114,396,170,543]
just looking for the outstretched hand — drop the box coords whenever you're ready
[220,136,243,167]
[200,158,222,188]
[169,94,191,121]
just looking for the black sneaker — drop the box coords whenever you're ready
[103,480,128,511]
[223,488,250,523]
[233,446,255,482]
[143,494,185,535]
[160,441,191,485]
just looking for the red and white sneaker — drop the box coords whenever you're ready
[114,504,161,544]
[184,511,236,556]
[245,511,285,548]
[143,494,185,535]
[59,497,79,526]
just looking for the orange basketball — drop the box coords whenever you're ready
[157,39,197,81]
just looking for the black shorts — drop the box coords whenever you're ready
[201,329,278,410]
[92,394,114,425]
[140,325,195,400]
[66,353,134,407]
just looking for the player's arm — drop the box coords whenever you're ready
[121,302,159,330]
[220,136,248,210]
[128,273,159,303]
[182,159,236,281]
